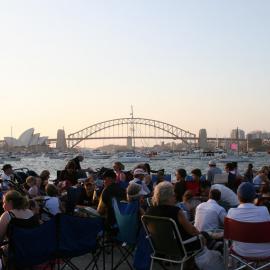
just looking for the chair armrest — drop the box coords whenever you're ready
[182,234,204,248]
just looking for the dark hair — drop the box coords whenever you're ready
[2,164,12,172]
[225,163,234,171]
[191,168,202,178]
[40,170,50,181]
[144,163,151,174]
[200,181,211,190]
[5,190,28,210]
[102,169,116,180]
[176,168,187,179]
[45,184,59,197]
[114,162,125,171]
[209,189,221,201]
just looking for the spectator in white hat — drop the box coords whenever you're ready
[207,160,222,184]
[129,168,150,195]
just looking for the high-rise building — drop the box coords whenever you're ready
[230,129,245,139]
[56,129,67,150]
[198,129,208,149]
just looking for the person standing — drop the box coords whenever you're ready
[206,161,222,184]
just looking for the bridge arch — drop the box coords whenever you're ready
[67,118,196,148]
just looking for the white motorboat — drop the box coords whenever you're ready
[85,150,111,160]
[117,152,150,163]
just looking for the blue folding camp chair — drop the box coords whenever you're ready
[111,198,140,270]
[7,217,58,270]
[57,214,104,270]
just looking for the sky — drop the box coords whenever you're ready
[0,0,270,143]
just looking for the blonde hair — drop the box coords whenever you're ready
[5,190,28,210]
[152,182,174,206]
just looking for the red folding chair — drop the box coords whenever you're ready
[224,217,270,270]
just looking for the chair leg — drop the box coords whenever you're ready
[150,259,154,270]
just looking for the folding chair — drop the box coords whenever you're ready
[111,198,140,270]
[224,217,270,270]
[6,217,58,270]
[141,215,204,270]
[57,214,104,270]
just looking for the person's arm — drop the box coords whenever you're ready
[218,208,227,227]
[177,210,199,236]
[97,191,107,216]
[97,198,106,215]
[0,212,11,242]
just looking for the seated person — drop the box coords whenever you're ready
[201,182,239,210]
[227,182,270,258]
[97,169,126,227]
[26,176,39,198]
[177,190,201,221]
[0,164,14,191]
[174,168,187,202]
[0,191,39,242]
[194,189,226,231]
[126,183,147,216]
[186,169,203,196]
[146,182,202,252]
[77,176,98,207]
[59,161,78,189]
[43,184,62,219]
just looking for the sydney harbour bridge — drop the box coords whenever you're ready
[47,117,246,149]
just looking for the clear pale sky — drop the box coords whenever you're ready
[0,0,269,141]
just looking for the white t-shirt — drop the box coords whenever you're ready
[211,184,239,206]
[227,203,270,257]
[194,199,226,231]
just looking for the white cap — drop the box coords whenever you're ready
[208,160,216,166]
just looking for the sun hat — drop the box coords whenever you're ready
[133,168,147,176]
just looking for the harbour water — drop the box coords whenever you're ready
[3,155,270,180]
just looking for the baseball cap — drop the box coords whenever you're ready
[133,168,147,176]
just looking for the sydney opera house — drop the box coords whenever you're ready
[3,128,48,150]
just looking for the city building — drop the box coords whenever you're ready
[230,129,245,139]
[198,129,208,149]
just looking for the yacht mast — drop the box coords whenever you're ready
[130,105,135,151]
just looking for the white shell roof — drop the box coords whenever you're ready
[29,133,40,146]
[18,128,34,147]
[38,136,48,145]
[4,137,19,147]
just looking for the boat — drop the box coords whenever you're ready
[146,151,174,160]
[117,152,150,163]
[84,150,111,159]
[217,155,252,163]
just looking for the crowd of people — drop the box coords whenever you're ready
[0,156,270,269]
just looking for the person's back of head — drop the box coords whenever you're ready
[191,168,202,179]
[209,189,221,202]
[183,190,194,202]
[46,184,59,197]
[237,182,256,204]
[2,164,12,174]
[4,190,28,210]
[40,170,50,181]
[176,168,187,180]
[26,176,36,187]
[152,181,174,206]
